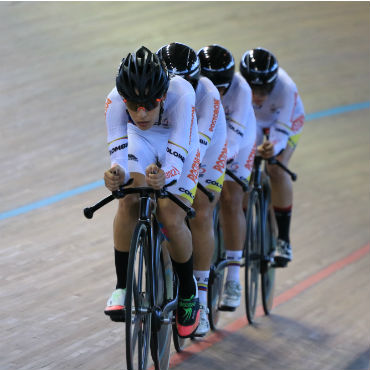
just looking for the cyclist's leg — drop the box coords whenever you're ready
[267,112,304,264]
[160,147,201,337]
[157,196,200,337]
[106,129,156,315]
[190,133,226,335]
[219,181,244,307]
[219,138,256,309]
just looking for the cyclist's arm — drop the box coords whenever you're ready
[105,88,130,183]
[162,91,197,184]
[226,83,254,161]
[269,89,298,156]
[196,86,222,163]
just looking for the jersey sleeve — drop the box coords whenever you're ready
[269,90,298,155]
[196,91,221,163]
[162,92,197,184]
[105,90,130,182]
[226,85,254,160]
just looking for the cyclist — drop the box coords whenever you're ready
[157,42,227,336]
[198,44,256,310]
[103,46,200,338]
[240,47,305,266]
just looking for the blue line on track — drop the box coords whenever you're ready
[1,101,369,221]
[305,101,369,121]
[0,180,104,221]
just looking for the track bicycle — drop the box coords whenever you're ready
[244,130,297,324]
[84,180,195,370]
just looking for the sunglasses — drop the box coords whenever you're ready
[123,98,162,112]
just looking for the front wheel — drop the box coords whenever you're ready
[244,190,262,324]
[172,274,186,352]
[208,264,225,330]
[261,205,276,315]
[208,205,226,330]
[126,223,152,370]
[151,245,172,370]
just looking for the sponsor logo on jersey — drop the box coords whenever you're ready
[179,187,195,200]
[209,99,220,132]
[128,154,138,162]
[165,166,180,179]
[205,179,222,189]
[109,143,128,155]
[291,114,305,132]
[166,147,185,163]
[244,142,256,171]
[105,98,112,119]
[198,164,206,177]
[228,123,243,137]
[187,149,200,185]
[200,138,208,146]
[189,106,196,145]
[213,142,228,173]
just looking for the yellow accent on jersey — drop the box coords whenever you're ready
[226,116,246,129]
[276,120,292,131]
[168,140,188,155]
[288,132,301,149]
[199,132,211,143]
[108,136,128,146]
[205,172,225,193]
[178,184,197,204]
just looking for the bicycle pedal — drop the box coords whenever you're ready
[105,310,126,322]
[109,315,125,322]
[271,259,288,268]
[218,305,237,312]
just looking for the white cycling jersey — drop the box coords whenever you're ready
[221,73,257,183]
[105,76,200,203]
[253,68,305,155]
[195,76,227,193]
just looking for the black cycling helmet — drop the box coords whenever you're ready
[240,47,279,92]
[197,44,235,88]
[116,46,169,103]
[157,42,200,90]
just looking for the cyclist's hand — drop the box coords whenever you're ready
[145,164,165,190]
[257,141,274,159]
[104,164,125,191]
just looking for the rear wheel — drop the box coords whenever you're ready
[126,223,152,370]
[244,190,261,324]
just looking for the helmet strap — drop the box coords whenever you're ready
[156,100,164,126]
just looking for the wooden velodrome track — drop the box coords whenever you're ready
[1,2,369,370]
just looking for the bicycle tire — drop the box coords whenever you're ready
[208,205,226,330]
[172,323,186,353]
[126,222,152,370]
[261,190,276,315]
[244,190,261,324]
[172,272,186,352]
[151,241,172,370]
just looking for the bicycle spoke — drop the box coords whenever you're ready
[244,190,261,324]
[126,223,152,370]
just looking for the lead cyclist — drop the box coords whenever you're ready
[157,42,227,337]
[198,45,257,311]
[240,47,305,267]
[103,46,200,338]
